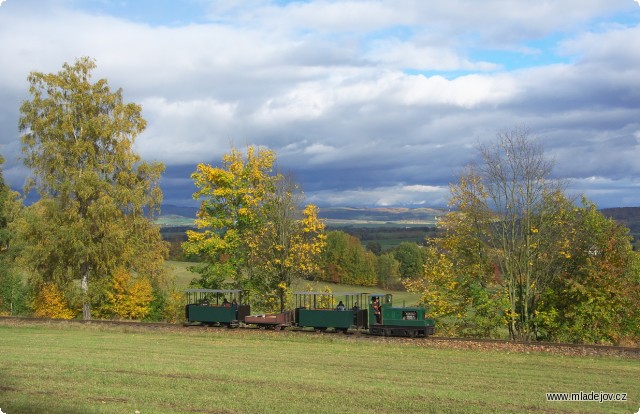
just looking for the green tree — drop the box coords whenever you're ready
[537,197,640,344]
[366,241,382,255]
[320,230,377,286]
[393,242,426,279]
[0,154,26,315]
[454,128,559,340]
[376,252,401,289]
[407,130,639,343]
[0,154,12,254]
[16,57,167,319]
[411,128,562,340]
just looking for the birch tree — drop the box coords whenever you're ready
[443,128,561,340]
[17,57,167,319]
[477,128,559,340]
[0,154,24,315]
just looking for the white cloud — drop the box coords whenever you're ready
[366,39,499,72]
[303,143,337,155]
[306,184,449,207]
[395,73,519,108]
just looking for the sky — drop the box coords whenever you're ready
[1,0,639,209]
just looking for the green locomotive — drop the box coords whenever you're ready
[367,293,435,337]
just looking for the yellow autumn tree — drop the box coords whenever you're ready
[253,197,327,312]
[404,245,463,319]
[183,146,276,289]
[184,148,327,313]
[162,286,186,324]
[101,268,153,320]
[33,282,75,319]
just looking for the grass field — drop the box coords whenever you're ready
[1,320,638,414]
[165,261,198,288]
[164,261,422,306]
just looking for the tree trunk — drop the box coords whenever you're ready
[81,271,91,320]
[279,287,285,313]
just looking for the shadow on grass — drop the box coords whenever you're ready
[0,373,112,414]
[1,401,99,414]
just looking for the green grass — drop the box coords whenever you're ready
[374,237,424,250]
[155,215,195,227]
[0,321,637,414]
[292,278,421,306]
[165,261,421,305]
[164,260,198,288]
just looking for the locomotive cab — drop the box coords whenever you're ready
[369,293,392,326]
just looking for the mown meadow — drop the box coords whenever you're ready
[1,320,638,414]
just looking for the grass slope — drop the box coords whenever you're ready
[165,261,422,306]
[1,321,637,414]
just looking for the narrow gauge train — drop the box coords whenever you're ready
[184,289,435,338]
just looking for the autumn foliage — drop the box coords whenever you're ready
[184,146,327,312]
[406,131,640,344]
[33,282,75,319]
[17,57,167,320]
[100,268,154,320]
[320,231,377,286]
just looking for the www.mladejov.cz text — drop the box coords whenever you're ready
[546,391,627,403]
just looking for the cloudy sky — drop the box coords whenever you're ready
[1,0,639,208]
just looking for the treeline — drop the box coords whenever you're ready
[335,225,438,241]
[316,231,427,288]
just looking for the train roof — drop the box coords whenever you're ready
[184,289,244,293]
[293,291,369,295]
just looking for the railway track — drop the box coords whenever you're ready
[2,315,638,358]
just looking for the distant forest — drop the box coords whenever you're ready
[160,206,640,260]
[600,207,640,232]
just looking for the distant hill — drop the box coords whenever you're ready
[317,207,445,226]
[159,204,640,231]
[160,205,199,218]
[158,205,446,227]
[600,207,640,233]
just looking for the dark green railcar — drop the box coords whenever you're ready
[294,292,368,332]
[368,293,435,337]
[185,289,250,327]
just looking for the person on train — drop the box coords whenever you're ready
[372,297,381,324]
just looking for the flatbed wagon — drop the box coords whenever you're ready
[244,311,293,330]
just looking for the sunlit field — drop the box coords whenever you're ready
[1,320,637,414]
